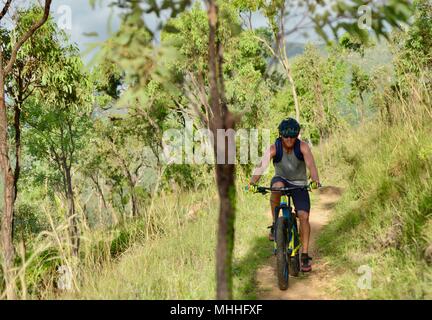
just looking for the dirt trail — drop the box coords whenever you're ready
[256,186,343,300]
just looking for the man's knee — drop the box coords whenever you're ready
[270,182,283,206]
[271,182,284,196]
[271,181,285,188]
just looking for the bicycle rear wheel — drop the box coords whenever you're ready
[276,216,289,290]
[289,252,300,277]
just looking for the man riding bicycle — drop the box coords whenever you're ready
[248,118,321,272]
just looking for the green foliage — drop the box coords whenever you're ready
[0,0,423,299]
[231,0,412,42]
[392,0,432,92]
[315,6,432,296]
[294,44,347,141]
[269,43,348,143]
[24,45,93,189]
[14,203,47,241]
[317,119,432,299]
[60,185,270,299]
[339,32,375,57]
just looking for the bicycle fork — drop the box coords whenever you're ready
[273,200,301,257]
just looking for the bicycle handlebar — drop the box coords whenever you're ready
[254,185,310,195]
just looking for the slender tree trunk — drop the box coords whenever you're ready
[91,175,108,210]
[278,5,300,122]
[63,160,79,257]
[314,77,327,139]
[130,188,138,217]
[385,100,393,125]
[13,81,23,203]
[207,0,236,300]
[90,175,118,225]
[286,67,300,122]
[0,58,17,300]
[108,137,139,217]
[359,93,365,124]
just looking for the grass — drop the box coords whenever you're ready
[53,181,270,300]
[7,114,430,299]
[315,100,432,299]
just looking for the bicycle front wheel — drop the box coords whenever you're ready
[276,216,289,290]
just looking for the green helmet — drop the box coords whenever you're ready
[278,118,300,138]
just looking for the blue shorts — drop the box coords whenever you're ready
[270,176,310,214]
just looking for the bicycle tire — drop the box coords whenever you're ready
[289,218,301,277]
[289,253,300,277]
[276,216,289,290]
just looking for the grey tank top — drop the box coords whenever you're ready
[274,147,308,186]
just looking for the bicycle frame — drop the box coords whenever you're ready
[274,194,301,258]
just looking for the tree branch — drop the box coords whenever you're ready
[0,0,12,22]
[3,0,52,76]
[186,71,212,118]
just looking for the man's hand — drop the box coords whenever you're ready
[309,180,322,190]
[245,182,258,193]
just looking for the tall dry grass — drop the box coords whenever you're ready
[315,72,432,299]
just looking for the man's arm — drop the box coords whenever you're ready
[249,144,276,185]
[300,141,320,183]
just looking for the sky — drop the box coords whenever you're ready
[51,0,123,61]
[48,0,320,63]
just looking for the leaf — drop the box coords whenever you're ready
[82,32,99,37]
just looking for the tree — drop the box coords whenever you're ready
[393,0,432,93]
[233,0,412,123]
[349,64,373,123]
[290,43,348,142]
[339,32,374,58]
[1,7,57,215]
[0,0,53,300]
[25,45,92,258]
[205,0,237,299]
[94,0,413,300]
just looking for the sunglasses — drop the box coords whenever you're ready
[280,131,298,139]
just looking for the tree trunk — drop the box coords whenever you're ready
[91,175,108,210]
[0,62,17,300]
[108,137,139,217]
[284,59,300,122]
[359,93,365,124]
[314,78,327,139]
[214,162,236,300]
[130,189,138,217]
[385,100,393,125]
[207,0,236,300]
[90,175,118,225]
[63,160,79,257]
[278,5,300,122]
[13,80,23,203]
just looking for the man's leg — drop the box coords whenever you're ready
[268,181,284,240]
[297,211,312,272]
[270,181,284,222]
[291,186,312,272]
[297,210,310,254]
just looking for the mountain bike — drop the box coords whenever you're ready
[254,185,310,290]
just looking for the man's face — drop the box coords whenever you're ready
[281,135,297,148]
